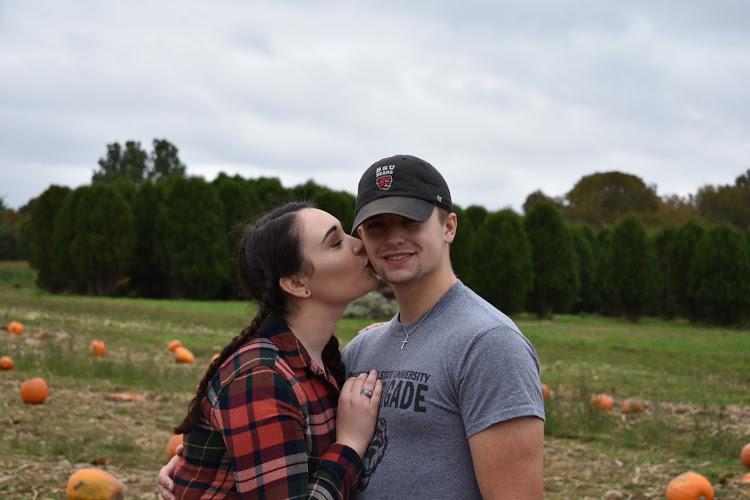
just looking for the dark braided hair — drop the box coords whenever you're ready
[175,201,346,434]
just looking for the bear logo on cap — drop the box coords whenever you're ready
[375,164,395,191]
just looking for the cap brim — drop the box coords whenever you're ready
[351,196,435,233]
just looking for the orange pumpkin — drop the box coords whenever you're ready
[666,471,714,500]
[741,442,750,468]
[621,399,644,414]
[66,467,124,499]
[89,340,106,357]
[165,434,184,460]
[20,377,49,404]
[167,340,183,352]
[0,355,14,371]
[174,346,195,364]
[739,472,750,484]
[7,320,24,335]
[590,393,614,411]
[541,383,552,400]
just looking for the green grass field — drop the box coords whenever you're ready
[1,261,749,498]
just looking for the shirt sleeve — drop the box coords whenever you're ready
[210,365,362,499]
[457,326,546,438]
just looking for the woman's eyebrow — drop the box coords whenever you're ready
[321,225,338,244]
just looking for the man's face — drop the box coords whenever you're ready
[356,208,456,286]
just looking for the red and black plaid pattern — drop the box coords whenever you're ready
[173,315,362,499]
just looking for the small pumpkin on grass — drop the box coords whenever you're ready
[20,377,49,404]
[665,471,714,500]
[739,472,750,484]
[167,340,183,352]
[590,393,614,411]
[0,355,14,371]
[89,340,106,357]
[65,467,124,500]
[166,434,184,460]
[620,399,644,414]
[7,320,24,335]
[174,346,195,364]
[741,442,750,468]
[541,383,553,400]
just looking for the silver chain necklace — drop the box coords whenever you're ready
[400,303,437,351]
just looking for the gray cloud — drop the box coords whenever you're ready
[1,1,749,211]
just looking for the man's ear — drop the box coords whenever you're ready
[356,226,364,238]
[279,275,311,299]
[444,212,457,244]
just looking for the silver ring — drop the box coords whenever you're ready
[360,388,374,399]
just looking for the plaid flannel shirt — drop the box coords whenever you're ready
[173,315,362,499]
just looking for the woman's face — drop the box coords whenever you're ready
[296,208,378,306]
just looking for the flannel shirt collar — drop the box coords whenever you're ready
[259,314,337,386]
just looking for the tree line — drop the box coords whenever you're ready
[2,140,749,326]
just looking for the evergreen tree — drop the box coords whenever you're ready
[249,177,291,211]
[313,190,356,233]
[471,210,532,314]
[450,205,476,285]
[609,216,657,321]
[155,177,229,299]
[131,181,169,297]
[50,188,87,292]
[653,227,677,317]
[464,205,488,231]
[68,185,135,295]
[688,224,750,325]
[592,227,615,315]
[30,186,72,290]
[525,203,579,318]
[571,225,595,313]
[668,220,705,320]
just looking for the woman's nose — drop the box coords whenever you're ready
[351,236,366,255]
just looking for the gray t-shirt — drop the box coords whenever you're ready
[342,281,544,499]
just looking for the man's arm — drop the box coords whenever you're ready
[468,416,544,500]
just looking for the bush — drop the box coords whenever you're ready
[343,292,398,320]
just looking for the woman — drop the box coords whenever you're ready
[161,202,383,499]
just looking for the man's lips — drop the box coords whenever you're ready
[381,251,415,263]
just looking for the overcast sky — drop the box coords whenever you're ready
[2,1,749,211]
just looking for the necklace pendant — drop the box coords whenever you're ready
[400,338,408,350]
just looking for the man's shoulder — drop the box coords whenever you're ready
[446,282,522,336]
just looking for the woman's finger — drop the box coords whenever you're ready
[369,379,384,407]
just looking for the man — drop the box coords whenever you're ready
[159,154,544,499]
[341,155,544,499]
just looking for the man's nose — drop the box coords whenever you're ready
[383,226,406,245]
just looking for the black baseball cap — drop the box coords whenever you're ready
[351,154,452,233]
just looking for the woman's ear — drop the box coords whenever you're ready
[279,275,311,299]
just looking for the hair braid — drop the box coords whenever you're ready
[322,335,346,389]
[174,303,271,434]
